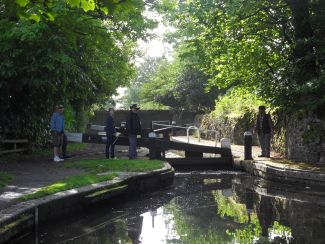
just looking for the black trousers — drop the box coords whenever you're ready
[62,134,68,157]
[106,135,116,158]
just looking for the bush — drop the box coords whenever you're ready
[200,90,266,144]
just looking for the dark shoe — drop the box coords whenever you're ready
[106,155,110,159]
[62,155,71,159]
[265,154,270,158]
[258,155,265,157]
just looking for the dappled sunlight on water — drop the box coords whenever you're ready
[18,172,325,244]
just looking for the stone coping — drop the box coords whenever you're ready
[0,163,174,243]
[234,159,325,185]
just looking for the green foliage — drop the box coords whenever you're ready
[132,45,222,111]
[0,171,12,188]
[214,191,249,224]
[200,89,266,137]
[0,0,154,146]
[158,0,325,112]
[34,142,87,156]
[213,190,262,244]
[66,143,88,154]
[165,188,293,244]
[19,173,118,201]
[120,57,169,109]
[212,90,266,121]
[64,159,164,173]
[165,200,233,243]
[271,221,292,239]
[302,123,325,144]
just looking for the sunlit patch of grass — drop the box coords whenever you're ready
[65,159,165,173]
[0,171,12,188]
[18,158,164,201]
[18,173,117,201]
[34,142,88,156]
[66,143,88,153]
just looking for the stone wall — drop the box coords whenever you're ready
[286,113,325,163]
[199,113,260,145]
[200,110,325,163]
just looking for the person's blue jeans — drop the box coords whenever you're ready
[128,135,137,159]
[106,134,115,158]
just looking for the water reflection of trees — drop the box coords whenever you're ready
[168,175,325,244]
[34,174,325,244]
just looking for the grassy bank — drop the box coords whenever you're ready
[19,173,117,201]
[19,159,164,201]
[35,142,88,156]
[65,159,165,173]
[0,171,12,189]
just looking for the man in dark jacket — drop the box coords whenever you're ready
[126,104,141,159]
[253,106,273,158]
[105,108,116,159]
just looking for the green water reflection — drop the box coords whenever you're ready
[21,173,325,244]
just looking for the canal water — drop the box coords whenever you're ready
[18,171,325,244]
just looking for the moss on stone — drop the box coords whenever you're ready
[302,123,325,144]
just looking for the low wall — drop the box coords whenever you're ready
[199,113,259,145]
[0,163,174,243]
[200,110,325,163]
[234,159,325,186]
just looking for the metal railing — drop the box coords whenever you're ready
[151,122,220,147]
[187,126,200,143]
[151,121,170,130]
[88,122,221,147]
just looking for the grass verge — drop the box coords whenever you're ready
[0,171,12,188]
[66,143,88,154]
[19,159,164,201]
[18,173,117,201]
[64,159,165,173]
[34,142,88,156]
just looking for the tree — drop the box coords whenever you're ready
[0,0,154,145]
[120,57,164,109]
[139,45,222,112]
[158,0,325,112]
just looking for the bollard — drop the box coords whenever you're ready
[148,132,162,159]
[148,132,156,159]
[220,138,231,149]
[171,121,177,136]
[244,131,253,160]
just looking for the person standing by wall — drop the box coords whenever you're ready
[253,106,273,158]
[50,104,65,162]
[105,108,116,159]
[126,104,141,160]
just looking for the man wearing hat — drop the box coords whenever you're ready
[253,106,273,158]
[50,104,65,162]
[126,104,142,159]
[105,108,116,159]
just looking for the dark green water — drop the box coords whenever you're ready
[18,172,325,244]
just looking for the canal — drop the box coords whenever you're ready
[18,171,325,244]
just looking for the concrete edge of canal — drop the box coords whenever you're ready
[0,162,175,243]
[234,159,325,186]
